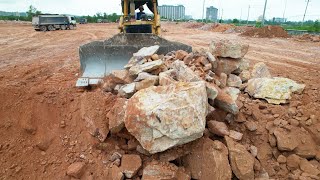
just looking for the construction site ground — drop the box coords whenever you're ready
[0,22,320,179]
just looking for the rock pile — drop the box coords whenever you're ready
[76,39,310,180]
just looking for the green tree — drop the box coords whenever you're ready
[314,20,320,32]
[26,5,41,20]
[232,19,239,24]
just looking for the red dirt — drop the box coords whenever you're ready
[241,25,290,38]
[0,22,320,179]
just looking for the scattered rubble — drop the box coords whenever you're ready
[40,39,314,179]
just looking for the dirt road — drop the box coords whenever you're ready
[0,22,319,179]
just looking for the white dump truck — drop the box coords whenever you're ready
[32,14,77,31]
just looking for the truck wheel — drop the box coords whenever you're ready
[69,25,74,30]
[48,25,55,31]
[61,25,66,30]
[40,26,47,32]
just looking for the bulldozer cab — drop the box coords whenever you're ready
[119,0,161,35]
[76,0,192,87]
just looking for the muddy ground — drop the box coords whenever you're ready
[0,22,320,179]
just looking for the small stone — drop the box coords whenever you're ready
[219,73,228,88]
[239,70,251,82]
[299,159,320,176]
[135,78,158,91]
[203,63,213,72]
[287,154,301,170]
[251,62,271,79]
[289,119,299,127]
[118,83,136,98]
[268,134,277,147]
[273,128,299,151]
[229,130,243,141]
[151,54,159,60]
[205,75,214,82]
[288,107,297,116]
[60,120,66,128]
[277,155,287,164]
[227,74,242,88]
[107,98,127,134]
[225,136,255,180]
[206,83,219,101]
[127,139,139,150]
[67,162,86,179]
[133,45,160,58]
[134,72,158,82]
[245,121,258,131]
[107,165,124,180]
[175,50,188,60]
[110,152,122,162]
[112,159,121,167]
[250,145,258,157]
[129,60,164,76]
[120,154,142,178]
[207,120,230,136]
[305,119,313,126]
[142,161,189,180]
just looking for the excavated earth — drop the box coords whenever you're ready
[0,22,320,179]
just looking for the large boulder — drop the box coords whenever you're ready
[225,136,255,180]
[209,39,249,59]
[125,81,208,154]
[182,138,232,180]
[245,77,305,104]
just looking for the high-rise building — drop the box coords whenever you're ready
[206,6,218,22]
[158,5,185,20]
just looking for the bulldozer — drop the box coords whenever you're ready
[76,0,192,87]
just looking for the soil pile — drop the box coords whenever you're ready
[294,34,320,42]
[184,22,205,29]
[241,25,290,38]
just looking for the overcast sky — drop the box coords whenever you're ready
[0,0,319,21]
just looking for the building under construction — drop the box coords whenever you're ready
[206,6,218,22]
[158,5,185,20]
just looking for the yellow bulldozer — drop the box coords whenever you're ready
[76,0,192,87]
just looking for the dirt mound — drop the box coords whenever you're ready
[198,23,236,33]
[294,34,320,42]
[241,25,290,38]
[184,22,205,29]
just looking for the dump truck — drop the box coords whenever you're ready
[79,18,88,24]
[32,14,77,31]
[76,0,191,87]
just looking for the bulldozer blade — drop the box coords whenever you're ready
[77,33,192,87]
